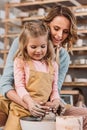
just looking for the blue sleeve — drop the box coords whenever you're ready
[58,48,70,93]
[0,37,19,96]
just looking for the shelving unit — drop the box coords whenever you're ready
[0,0,87,104]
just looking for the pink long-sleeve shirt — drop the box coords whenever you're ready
[14,58,60,101]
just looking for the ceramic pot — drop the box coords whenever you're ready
[64,74,72,82]
[20,116,55,130]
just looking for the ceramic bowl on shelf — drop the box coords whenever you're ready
[74,78,87,82]
[0,10,5,19]
[86,59,87,64]
[0,28,5,35]
[24,0,35,2]
[76,39,83,47]
[73,59,80,64]
[0,10,16,19]
[0,41,4,49]
[9,0,21,3]
[64,74,72,82]
[37,8,45,16]
[80,59,86,64]
[18,12,29,17]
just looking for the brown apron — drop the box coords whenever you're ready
[0,95,10,127]
[4,60,54,130]
[0,95,11,115]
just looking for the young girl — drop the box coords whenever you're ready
[4,20,60,130]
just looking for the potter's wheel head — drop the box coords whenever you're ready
[20,116,42,121]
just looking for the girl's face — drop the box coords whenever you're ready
[27,35,48,61]
[49,16,70,47]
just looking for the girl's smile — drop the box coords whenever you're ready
[27,35,48,61]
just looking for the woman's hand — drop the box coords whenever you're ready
[44,99,66,115]
[51,99,60,114]
[57,100,66,116]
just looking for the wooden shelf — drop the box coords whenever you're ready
[4,0,87,23]
[69,64,87,68]
[75,12,87,17]
[78,29,87,34]
[72,46,87,51]
[60,90,79,95]
[63,82,87,87]
[0,50,9,54]
[2,16,43,23]
[0,33,19,38]
[6,0,69,8]
[5,0,71,13]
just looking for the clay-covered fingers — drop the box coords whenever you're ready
[52,107,58,114]
[30,104,46,117]
[57,105,66,116]
[60,106,66,116]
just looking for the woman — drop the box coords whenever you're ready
[0,4,87,130]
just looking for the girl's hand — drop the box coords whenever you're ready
[27,99,46,117]
[23,94,47,117]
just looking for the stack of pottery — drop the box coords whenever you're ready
[9,0,21,3]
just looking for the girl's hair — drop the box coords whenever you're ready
[44,4,78,51]
[15,20,55,61]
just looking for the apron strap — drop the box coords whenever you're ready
[27,60,36,70]
[47,60,54,75]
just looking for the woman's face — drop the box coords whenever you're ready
[49,16,70,47]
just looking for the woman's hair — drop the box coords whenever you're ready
[15,20,55,61]
[44,4,78,51]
